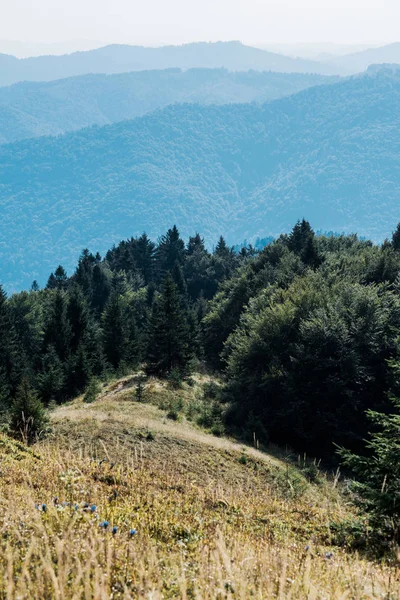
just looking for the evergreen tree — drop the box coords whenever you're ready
[0,286,18,401]
[156,225,185,276]
[10,379,48,443]
[134,233,156,284]
[43,289,71,361]
[102,290,128,370]
[37,346,65,404]
[147,274,192,376]
[339,393,400,544]
[287,219,314,255]
[392,222,400,251]
[46,265,68,290]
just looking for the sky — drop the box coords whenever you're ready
[0,0,398,46]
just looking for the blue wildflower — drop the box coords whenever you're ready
[129,529,137,537]
[112,526,118,535]
[99,521,109,529]
[42,504,47,512]
[90,505,97,513]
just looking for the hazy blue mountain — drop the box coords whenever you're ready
[331,43,400,73]
[0,67,399,290]
[0,41,337,87]
[0,69,337,143]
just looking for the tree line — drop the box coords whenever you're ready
[2,220,400,457]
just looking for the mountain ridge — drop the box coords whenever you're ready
[0,68,337,143]
[1,69,400,290]
[0,41,338,87]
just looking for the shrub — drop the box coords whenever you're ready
[83,378,101,404]
[10,379,48,444]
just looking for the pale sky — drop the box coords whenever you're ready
[0,0,398,46]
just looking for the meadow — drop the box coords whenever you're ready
[0,373,399,599]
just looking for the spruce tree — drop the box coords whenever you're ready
[392,222,400,251]
[156,225,185,276]
[146,274,192,376]
[10,379,48,443]
[102,290,128,370]
[43,289,71,361]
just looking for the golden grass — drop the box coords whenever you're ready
[0,375,399,598]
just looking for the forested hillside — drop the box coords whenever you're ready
[0,69,336,143]
[1,67,399,290]
[0,41,335,87]
[3,220,400,467]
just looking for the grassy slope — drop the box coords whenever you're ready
[0,374,399,598]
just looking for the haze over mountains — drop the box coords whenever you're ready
[0,65,399,290]
[0,69,336,144]
[0,41,340,87]
[1,39,400,91]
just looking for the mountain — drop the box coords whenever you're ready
[1,67,400,291]
[0,69,337,143]
[331,42,400,73]
[0,41,337,87]
[0,39,105,58]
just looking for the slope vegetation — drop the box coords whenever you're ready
[1,68,400,289]
[0,373,398,598]
[0,69,336,143]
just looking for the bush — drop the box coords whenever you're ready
[10,379,49,444]
[83,378,101,404]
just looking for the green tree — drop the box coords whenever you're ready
[339,394,400,544]
[156,225,185,277]
[102,290,128,370]
[147,274,192,376]
[43,289,71,361]
[10,379,48,443]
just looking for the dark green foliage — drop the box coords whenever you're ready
[147,274,192,376]
[10,379,48,443]
[43,290,71,362]
[83,378,101,404]
[339,396,400,545]
[102,290,129,370]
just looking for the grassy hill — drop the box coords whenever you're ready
[1,67,400,290]
[0,42,336,88]
[0,69,336,144]
[0,372,398,598]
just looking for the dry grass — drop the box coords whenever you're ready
[0,374,399,599]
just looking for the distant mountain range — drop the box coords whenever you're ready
[330,43,400,73]
[0,69,337,144]
[0,65,400,291]
[0,41,340,87]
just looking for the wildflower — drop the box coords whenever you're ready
[325,552,334,559]
[42,504,47,512]
[304,545,310,551]
[112,526,118,535]
[129,528,137,537]
[90,505,97,513]
[99,521,109,529]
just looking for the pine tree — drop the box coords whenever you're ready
[0,286,18,401]
[392,222,400,251]
[10,379,48,443]
[146,274,192,376]
[287,219,314,255]
[102,290,128,370]
[338,396,400,543]
[156,225,185,276]
[43,289,71,361]
[37,345,65,404]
